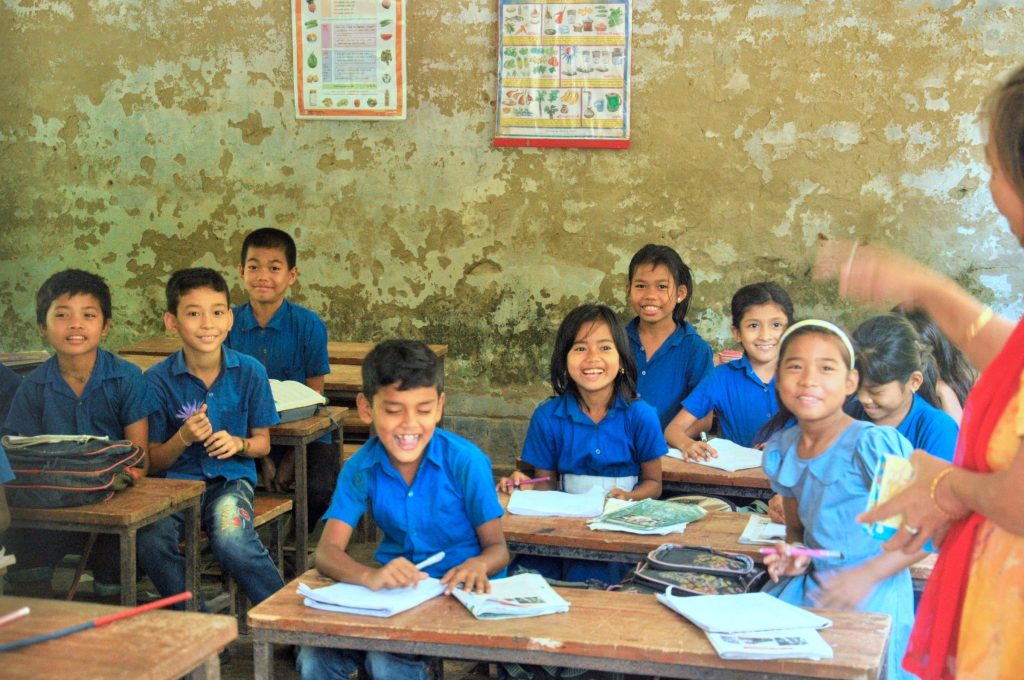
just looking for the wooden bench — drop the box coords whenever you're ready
[342,411,372,442]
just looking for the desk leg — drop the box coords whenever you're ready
[253,640,274,680]
[184,499,201,611]
[294,443,309,574]
[120,529,138,607]
[187,654,221,680]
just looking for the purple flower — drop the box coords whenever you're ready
[175,400,203,422]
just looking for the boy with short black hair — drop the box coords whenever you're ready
[3,269,156,594]
[297,339,509,680]
[137,267,284,609]
[226,227,334,526]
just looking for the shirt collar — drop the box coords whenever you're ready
[168,347,239,376]
[233,300,291,332]
[32,349,117,386]
[356,432,443,473]
[627,317,690,350]
[555,393,629,425]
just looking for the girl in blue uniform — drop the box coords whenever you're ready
[760,320,922,680]
[500,304,667,584]
[667,281,794,458]
[624,244,714,431]
[850,314,960,461]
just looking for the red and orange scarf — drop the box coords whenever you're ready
[904,317,1024,678]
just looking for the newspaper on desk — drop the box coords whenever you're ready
[298,579,446,618]
[452,573,570,620]
[667,438,763,472]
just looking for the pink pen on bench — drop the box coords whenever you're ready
[0,606,30,629]
[759,547,844,559]
[505,476,550,490]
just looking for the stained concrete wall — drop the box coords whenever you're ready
[2,1,1023,466]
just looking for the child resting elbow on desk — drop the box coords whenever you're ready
[297,339,509,680]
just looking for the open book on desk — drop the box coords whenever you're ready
[667,438,763,472]
[452,573,570,620]
[588,498,706,535]
[298,579,445,618]
[506,487,606,518]
[738,514,787,545]
[269,379,328,423]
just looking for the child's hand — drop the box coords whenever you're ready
[259,456,282,492]
[205,431,242,460]
[440,557,491,595]
[606,487,630,500]
[367,557,428,592]
[180,404,212,445]
[767,494,786,524]
[763,542,811,582]
[496,470,531,493]
[810,565,875,610]
[683,441,718,462]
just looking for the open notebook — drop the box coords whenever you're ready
[667,438,763,472]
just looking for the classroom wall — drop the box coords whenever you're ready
[2,1,1023,467]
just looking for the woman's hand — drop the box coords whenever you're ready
[814,240,933,307]
[857,450,970,553]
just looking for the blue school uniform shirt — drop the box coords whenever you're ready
[626,318,714,429]
[762,420,914,680]
[522,393,667,478]
[2,349,156,439]
[324,428,504,578]
[226,300,330,384]
[681,354,778,447]
[847,394,959,462]
[145,348,280,485]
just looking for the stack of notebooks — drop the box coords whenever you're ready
[738,514,787,545]
[506,486,607,518]
[666,438,763,472]
[588,498,706,535]
[657,591,834,661]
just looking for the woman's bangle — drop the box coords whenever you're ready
[177,429,192,447]
[930,467,958,519]
[965,306,993,345]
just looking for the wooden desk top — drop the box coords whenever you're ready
[250,570,889,680]
[117,336,448,363]
[10,477,205,527]
[270,405,349,438]
[0,596,236,680]
[662,456,771,489]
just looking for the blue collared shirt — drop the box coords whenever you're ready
[226,300,330,384]
[324,429,505,578]
[2,349,156,439]
[847,393,959,462]
[522,393,667,477]
[145,348,280,484]
[681,354,778,446]
[626,318,714,430]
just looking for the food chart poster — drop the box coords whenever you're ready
[292,0,406,120]
[494,0,630,149]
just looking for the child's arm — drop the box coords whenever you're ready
[123,416,150,476]
[0,487,9,534]
[439,518,509,595]
[496,467,557,493]
[305,375,325,394]
[609,458,662,500]
[812,549,926,610]
[664,407,718,461]
[314,518,428,591]
[148,405,213,474]
[205,425,271,460]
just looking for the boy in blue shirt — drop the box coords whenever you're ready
[3,269,155,595]
[225,227,335,528]
[297,339,508,680]
[136,268,284,610]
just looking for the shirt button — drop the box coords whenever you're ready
[641,371,646,376]
[595,448,601,454]
[408,491,414,497]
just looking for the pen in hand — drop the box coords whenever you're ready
[414,551,446,571]
[759,547,844,559]
[504,476,550,491]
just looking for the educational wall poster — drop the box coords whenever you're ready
[494,1,631,149]
[291,0,406,120]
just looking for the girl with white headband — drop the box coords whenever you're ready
[759,319,922,680]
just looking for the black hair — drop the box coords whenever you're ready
[627,244,695,325]
[362,339,443,402]
[165,268,230,314]
[758,321,855,443]
[894,307,976,407]
[550,304,637,411]
[36,269,112,326]
[730,281,795,328]
[853,314,940,408]
[241,227,298,270]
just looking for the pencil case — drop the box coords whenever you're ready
[631,544,768,596]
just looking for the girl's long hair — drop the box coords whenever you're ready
[853,314,940,408]
[550,304,637,411]
[627,244,695,326]
[895,307,976,407]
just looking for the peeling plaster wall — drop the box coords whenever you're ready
[2,1,1024,463]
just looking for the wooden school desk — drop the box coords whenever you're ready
[0,595,236,680]
[8,478,204,609]
[661,456,773,501]
[248,569,891,680]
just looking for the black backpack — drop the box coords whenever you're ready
[2,436,144,508]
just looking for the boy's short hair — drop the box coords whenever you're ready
[165,268,230,314]
[241,228,297,270]
[362,339,443,402]
[36,269,112,326]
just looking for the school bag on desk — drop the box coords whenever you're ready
[1,434,144,508]
[625,544,768,596]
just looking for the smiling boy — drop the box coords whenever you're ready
[296,339,508,680]
[136,268,284,610]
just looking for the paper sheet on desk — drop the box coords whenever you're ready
[298,579,445,617]
[738,514,787,545]
[506,486,607,517]
[667,438,763,472]
[657,591,832,633]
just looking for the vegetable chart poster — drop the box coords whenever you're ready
[494,1,630,148]
[292,0,405,120]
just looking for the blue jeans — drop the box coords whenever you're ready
[137,477,284,610]
[296,646,432,680]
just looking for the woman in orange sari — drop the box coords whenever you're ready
[818,63,1024,679]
